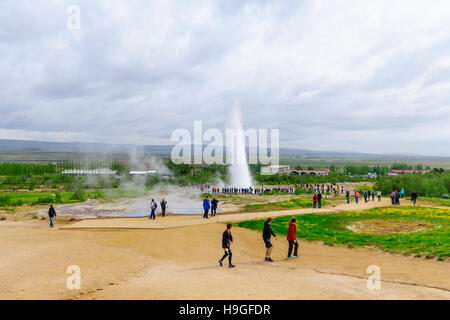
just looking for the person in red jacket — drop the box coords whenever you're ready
[287,218,299,258]
[313,193,318,208]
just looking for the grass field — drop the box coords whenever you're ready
[237,206,450,260]
[421,197,450,207]
[0,189,147,207]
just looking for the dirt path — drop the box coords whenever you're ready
[0,213,448,300]
[62,197,412,229]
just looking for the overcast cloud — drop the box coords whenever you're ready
[0,0,449,155]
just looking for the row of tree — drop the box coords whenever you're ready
[0,160,130,176]
[375,172,450,197]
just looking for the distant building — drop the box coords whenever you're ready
[386,172,399,177]
[61,168,117,175]
[260,165,290,175]
[129,170,157,176]
[387,170,431,176]
[390,170,431,174]
[290,170,329,176]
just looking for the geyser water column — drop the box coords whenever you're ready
[226,103,254,188]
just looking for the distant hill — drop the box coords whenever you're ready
[0,139,448,161]
[0,139,172,155]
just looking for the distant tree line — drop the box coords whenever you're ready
[375,171,450,197]
[0,160,129,176]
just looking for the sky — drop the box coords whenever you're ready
[0,0,450,156]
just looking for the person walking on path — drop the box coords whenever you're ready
[287,218,299,259]
[411,191,418,206]
[372,192,375,201]
[149,199,157,220]
[160,198,167,217]
[364,191,368,203]
[355,191,360,204]
[219,224,235,268]
[203,196,210,219]
[211,197,219,217]
[394,190,400,205]
[390,191,396,205]
[400,188,405,199]
[48,205,56,228]
[317,192,322,208]
[263,218,278,262]
[377,190,382,202]
[346,190,350,204]
[313,193,318,208]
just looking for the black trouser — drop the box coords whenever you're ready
[211,207,217,216]
[220,248,232,264]
[203,209,209,218]
[288,240,298,257]
[161,207,166,217]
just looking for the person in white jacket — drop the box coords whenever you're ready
[149,199,157,220]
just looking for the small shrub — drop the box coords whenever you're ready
[55,192,62,203]
[72,189,87,201]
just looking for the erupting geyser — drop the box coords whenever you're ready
[226,103,254,188]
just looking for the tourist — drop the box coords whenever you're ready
[149,199,157,220]
[394,191,400,205]
[211,197,219,217]
[346,190,350,204]
[390,191,396,205]
[377,190,382,201]
[48,205,56,228]
[364,191,368,203]
[372,192,375,201]
[219,224,235,268]
[355,191,360,204]
[203,196,210,219]
[411,191,418,206]
[400,188,405,198]
[263,218,278,262]
[160,198,167,217]
[313,193,318,208]
[317,192,322,208]
[287,218,299,258]
[368,190,371,200]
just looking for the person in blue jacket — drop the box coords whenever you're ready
[203,196,211,219]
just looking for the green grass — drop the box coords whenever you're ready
[0,189,147,207]
[354,184,377,192]
[237,206,450,260]
[421,197,450,207]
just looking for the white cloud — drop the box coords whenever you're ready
[0,0,449,155]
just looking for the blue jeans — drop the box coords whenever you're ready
[318,200,322,208]
[346,196,350,204]
[50,217,54,227]
[150,209,156,219]
[355,197,359,204]
[313,202,317,208]
[413,198,417,206]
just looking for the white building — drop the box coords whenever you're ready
[61,168,117,175]
[129,170,157,176]
[260,165,290,175]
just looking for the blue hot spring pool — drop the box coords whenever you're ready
[122,208,223,217]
